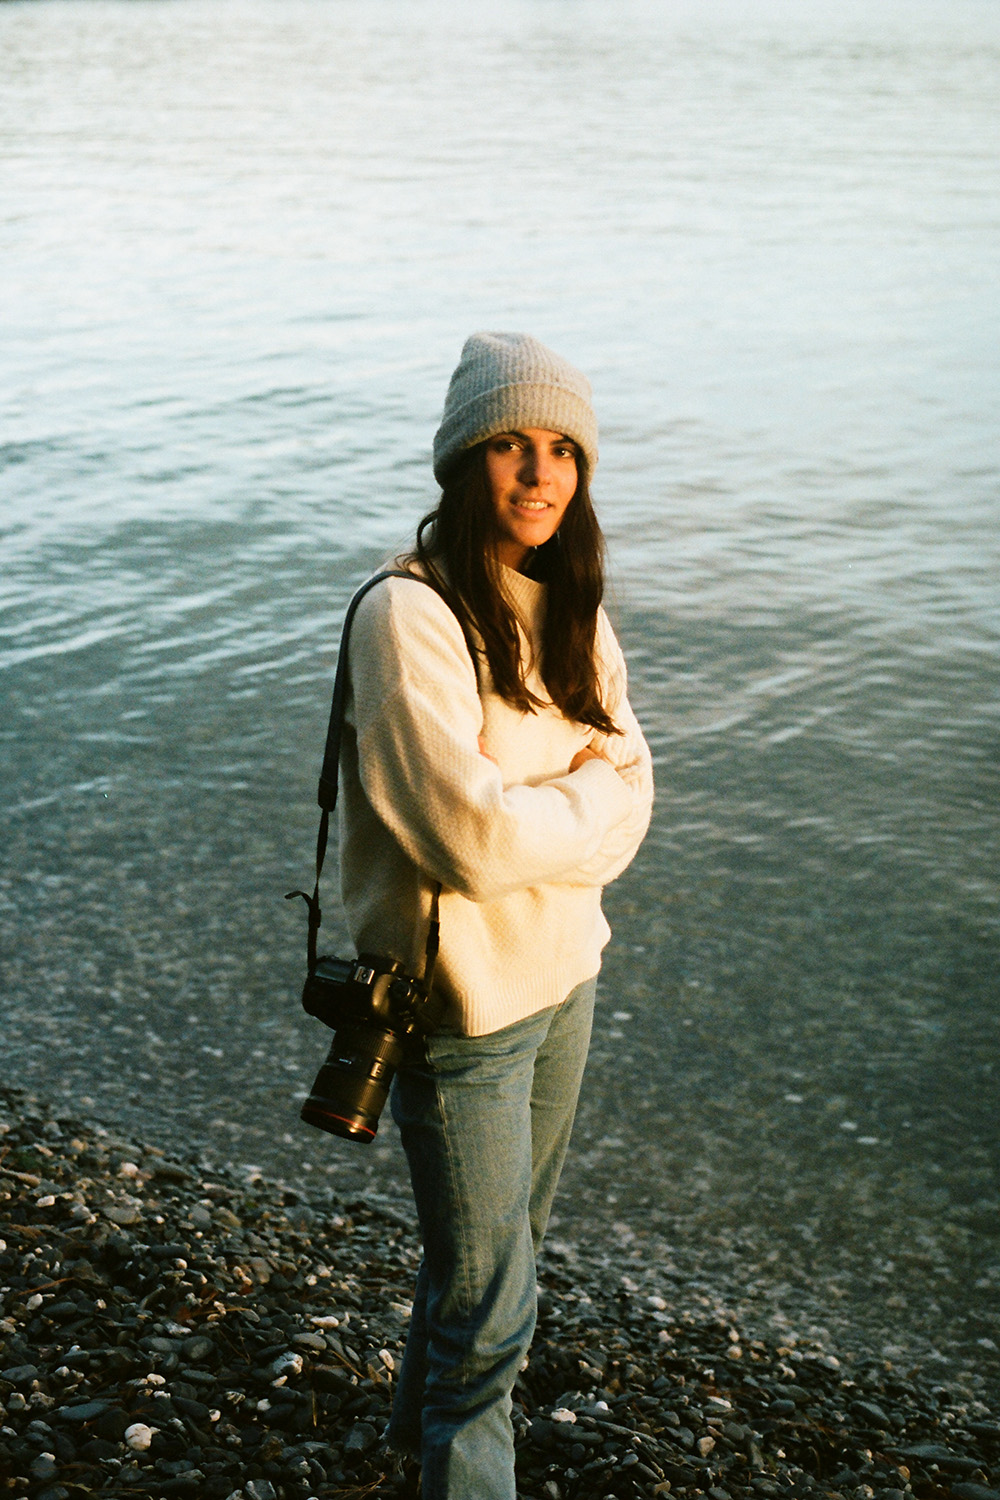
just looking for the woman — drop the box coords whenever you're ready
[338,332,653,1499]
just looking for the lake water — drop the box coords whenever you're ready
[2,0,998,1393]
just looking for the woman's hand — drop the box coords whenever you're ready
[481,732,619,781]
[569,743,613,773]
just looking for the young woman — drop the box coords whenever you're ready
[337,332,653,1499]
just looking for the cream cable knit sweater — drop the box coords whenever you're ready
[338,567,653,1036]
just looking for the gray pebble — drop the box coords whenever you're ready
[180,1335,214,1363]
[292,1331,327,1351]
[245,1482,278,1500]
[850,1398,890,1429]
[103,1204,140,1226]
[55,1400,112,1422]
[344,1420,379,1454]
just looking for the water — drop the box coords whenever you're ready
[2,0,999,1389]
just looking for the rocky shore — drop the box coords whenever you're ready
[1,1087,998,1500]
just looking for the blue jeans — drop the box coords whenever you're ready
[386,976,597,1500]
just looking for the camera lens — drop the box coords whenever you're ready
[300,1023,404,1142]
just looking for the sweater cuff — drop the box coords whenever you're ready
[569,755,634,827]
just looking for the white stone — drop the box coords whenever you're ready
[124,1422,157,1451]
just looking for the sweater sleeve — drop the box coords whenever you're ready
[348,578,635,903]
[561,611,654,886]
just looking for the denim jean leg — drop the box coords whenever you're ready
[526,977,596,1252]
[386,1258,430,1459]
[387,977,598,1499]
[391,1013,541,1500]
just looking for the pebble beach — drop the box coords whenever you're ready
[2,1087,998,1500]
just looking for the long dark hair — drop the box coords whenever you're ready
[403,442,621,736]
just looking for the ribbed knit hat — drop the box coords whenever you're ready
[432,331,598,484]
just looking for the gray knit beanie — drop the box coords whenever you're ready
[432,331,598,484]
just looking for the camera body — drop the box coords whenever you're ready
[300,953,441,1142]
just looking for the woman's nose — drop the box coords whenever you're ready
[518,447,548,486]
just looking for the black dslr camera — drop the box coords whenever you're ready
[298,952,442,1143]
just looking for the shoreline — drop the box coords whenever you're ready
[1,1086,998,1500]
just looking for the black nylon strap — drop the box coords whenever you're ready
[287,568,449,985]
[317,569,414,819]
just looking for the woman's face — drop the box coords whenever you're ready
[483,428,579,571]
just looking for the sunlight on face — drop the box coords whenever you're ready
[484,428,579,571]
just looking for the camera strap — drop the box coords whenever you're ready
[287,568,460,993]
